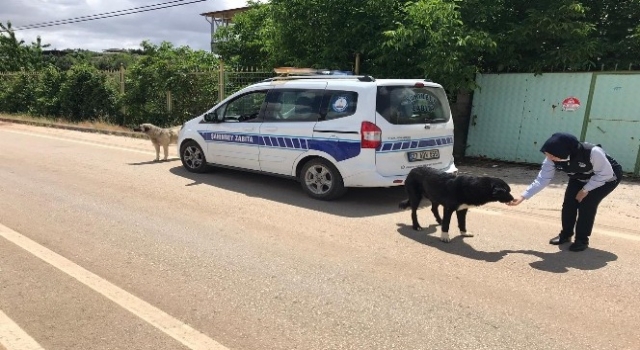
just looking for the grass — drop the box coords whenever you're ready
[0,113,133,133]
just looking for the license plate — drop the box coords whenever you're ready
[407,149,440,162]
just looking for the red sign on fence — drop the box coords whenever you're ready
[562,97,581,112]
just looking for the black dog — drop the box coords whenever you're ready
[399,166,514,242]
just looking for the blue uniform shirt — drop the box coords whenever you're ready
[522,146,616,199]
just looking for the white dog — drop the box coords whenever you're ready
[133,123,180,161]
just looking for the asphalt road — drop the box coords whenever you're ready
[1,123,639,350]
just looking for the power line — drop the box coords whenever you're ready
[16,0,196,30]
[7,0,206,32]
[13,0,206,31]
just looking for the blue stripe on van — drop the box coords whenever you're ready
[378,135,453,153]
[197,131,453,161]
[197,131,361,162]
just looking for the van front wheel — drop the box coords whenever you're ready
[300,159,347,200]
[180,141,210,173]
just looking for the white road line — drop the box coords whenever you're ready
[0,309,45,350]
[0,223,228,350]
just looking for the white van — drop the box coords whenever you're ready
[177,74,458,200]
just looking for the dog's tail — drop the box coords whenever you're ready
[398,199,410,210]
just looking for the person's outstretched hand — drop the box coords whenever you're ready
[508,196,525,206]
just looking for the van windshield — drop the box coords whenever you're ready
[376,85,451,125]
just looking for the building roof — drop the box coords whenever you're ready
[200,6,251,19]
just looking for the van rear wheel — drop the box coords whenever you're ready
[300,158,346,200]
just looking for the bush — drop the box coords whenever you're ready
[166,70,219,125]
[0,71,38,113]
[31,65,64,117]
[123,41,219,128]
[58,64,119,122]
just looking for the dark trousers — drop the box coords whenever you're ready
[560,167,622,242]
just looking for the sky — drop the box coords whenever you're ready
[2,0,257,52]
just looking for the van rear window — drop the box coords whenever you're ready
[376,86,451,125]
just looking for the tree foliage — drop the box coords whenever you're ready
[58,64,120,122]
[214,0,640,93]
[214,0,276,68]
[0,71,38,113]
[460,0,597,73]
[458,0,640,72]
[0,21,48,72]
[2,1,640,124]
[123,41,219,127]
[269,0,401,70]
[383,0,497,91]
[582,0,640,69]
[216,0,402,71]
[32,65,64,117]
[43,49,141,71]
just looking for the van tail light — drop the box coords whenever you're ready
[361,121,381,149]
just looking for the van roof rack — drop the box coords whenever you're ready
[262,67,376,82]
[358,75,375,82]
[272,67,355,76]
[263,75,376,82]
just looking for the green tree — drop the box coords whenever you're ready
[31,65,65,117]
[216,0,402,72]
[58,64,119,122]
[383,0,496,92]
[214,0,276,68]
[458,0,640,73]
[0,71,38,113]
[581,0,640,69]
[92,51,139,71]
[0,21,48,72]
[458,0,597,73]
[215,0,640,81]
[42,49,94,71]
[42,49,140,71]
[123,41,220,127]
[268,0,401,71]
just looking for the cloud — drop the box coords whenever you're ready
[2,0,256,52]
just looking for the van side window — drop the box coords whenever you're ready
[323,90,358,120]
[223,90,268,122]
[263,89,324,122]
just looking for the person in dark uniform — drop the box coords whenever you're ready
[508,132,623,252]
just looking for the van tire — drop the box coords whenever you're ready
[299,158,347,200]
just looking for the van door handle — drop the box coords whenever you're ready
[264,127,278,132]
[243,127,255,132]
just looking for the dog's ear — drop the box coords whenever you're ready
[491,183,510,197]
[492,183,514,202]
[492,180,511,193]
[492,186,506,196]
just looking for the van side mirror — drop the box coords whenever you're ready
[204,111,218,122]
